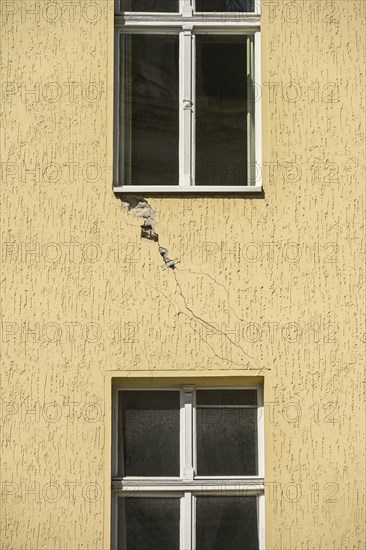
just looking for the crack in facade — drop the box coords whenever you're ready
[121,195,177,269]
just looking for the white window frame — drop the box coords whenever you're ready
[113,0,262,193]
[111,384,265,549]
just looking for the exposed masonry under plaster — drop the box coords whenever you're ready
[121,196,176,268]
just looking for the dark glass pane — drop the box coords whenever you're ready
[196,390,257,475]
[118,390,180,476]
[196,36,249,186]
[120,35,179,185]
[121,0,178,12]
[196,496,259,550]
[196,0,254,11]
[118,497,180,550]
[197,389,257,407]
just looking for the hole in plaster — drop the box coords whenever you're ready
[120,196,178,269]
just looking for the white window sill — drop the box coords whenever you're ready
[113,185,263,194]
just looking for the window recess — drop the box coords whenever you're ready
[112,385,265,549]
[114,0,262,193]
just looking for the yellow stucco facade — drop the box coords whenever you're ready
[1,0,365,548]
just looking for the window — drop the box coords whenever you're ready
[113,0,262,193]
[112,385,264,549]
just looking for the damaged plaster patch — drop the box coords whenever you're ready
[121,196,177,268]
[121,196,158,242]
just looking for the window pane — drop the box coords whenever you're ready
[118,390,180,476]
[196,390,257,475]
[197,389,257,406]
[120,0,179,11]
[118,497,180,550]
[195,0,254,11]
[120,34,179,186]
[195,36,250,186]
[196,496,259,550]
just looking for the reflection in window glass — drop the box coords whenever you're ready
[118,497,180,550]
[196,0,254,11]
[120,34,179,186]
[196,389,258,475]
[121,0,179,12]
[196,496,259,550]
[118,390,180,476]
[195,35,252,186]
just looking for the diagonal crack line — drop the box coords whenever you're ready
[177,266,269,373]
[178,311,255,367]
[141,274,253,367]
[176,267,246,323]
[173,271,254,360]
[120,197,256,364]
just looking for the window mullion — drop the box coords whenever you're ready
[181,492,193,550]
[179,28,193,187]
[257,386,264,478]
[183,385,194,480]
[192,493,196,550]
[181,0,193,17]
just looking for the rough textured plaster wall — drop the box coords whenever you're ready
[0,0,365,548]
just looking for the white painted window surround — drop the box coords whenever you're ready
[113,0,262,193]
[111,385,265,549]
